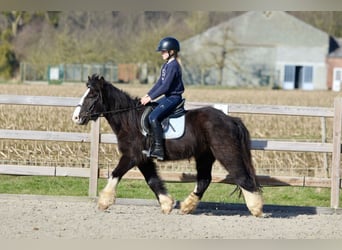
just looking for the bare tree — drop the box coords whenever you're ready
[201,24,241,85]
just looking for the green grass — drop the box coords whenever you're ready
[0,175,340,208]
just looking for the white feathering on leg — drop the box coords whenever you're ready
[98,177,119,210]
[158,194,174,214]
[180,192,200,214]
[240,187,264,217]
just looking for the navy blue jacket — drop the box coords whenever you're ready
[147,58,184,100]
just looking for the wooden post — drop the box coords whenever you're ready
[89,119,100,198]
[320,116,329,177]
[331,97,342,209]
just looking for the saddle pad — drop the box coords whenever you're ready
[141,113,186,140]
[162,115,185,139]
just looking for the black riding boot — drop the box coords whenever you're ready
[150,121,164,160]
[143,121,164,160]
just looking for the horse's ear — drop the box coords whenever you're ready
[99,76,105,88]
[86,75,91,88]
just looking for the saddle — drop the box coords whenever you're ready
[140,99,186,139]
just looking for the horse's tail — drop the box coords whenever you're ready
[234,117,261,192]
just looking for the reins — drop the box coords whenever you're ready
[85,104,144,118]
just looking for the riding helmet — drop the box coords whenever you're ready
[156,37,180,52]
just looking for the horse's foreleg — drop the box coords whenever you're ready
[181,152,214,214]
[158,193,174,214]
[98,156,135,210]
[98,177,119,210]
[138,160,174,214]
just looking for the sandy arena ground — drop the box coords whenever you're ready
[0,194,342,239]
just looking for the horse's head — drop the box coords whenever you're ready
[72,74,105,125]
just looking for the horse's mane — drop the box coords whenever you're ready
[89,74,142,132]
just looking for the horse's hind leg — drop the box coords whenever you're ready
[138,160,174,214]
[240,187,263,217]
[233,167,263,217]
[210,146,263,216]
[216,155,263,217]
[181,152,214,214]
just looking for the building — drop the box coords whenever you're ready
[326,39,342,91]
[181,11,339,90]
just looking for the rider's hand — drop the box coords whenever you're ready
[140,95,151,105]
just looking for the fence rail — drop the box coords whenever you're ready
[0,94,341,208]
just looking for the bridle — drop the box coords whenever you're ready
[78,85,145,119]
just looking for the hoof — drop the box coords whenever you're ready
[159,194,174,214]
[97,191,115,210]
[250,208,264,217]
[180,192,199,214]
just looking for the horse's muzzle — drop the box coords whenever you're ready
[72,106,89,125]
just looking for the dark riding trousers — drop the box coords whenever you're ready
[148,95,183,126]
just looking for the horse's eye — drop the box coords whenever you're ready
[87,91,98,98]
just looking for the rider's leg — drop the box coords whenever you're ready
[145,96,182,160]
[149,119,165,160]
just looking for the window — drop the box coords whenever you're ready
[303,66,313,83]
[284,65,295,82]
[335,69,342,81]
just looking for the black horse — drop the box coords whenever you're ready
[72,74,263,217]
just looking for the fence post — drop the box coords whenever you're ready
[213,103,229,115]
[321,116,329,177]
[89,118,100,197]
[331,97,342,209]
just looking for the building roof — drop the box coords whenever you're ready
[328,38,342,57]
[182,11,329,50]
[181,11,330,66]
[226,11,328,46]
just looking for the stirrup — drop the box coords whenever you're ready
[142,148,164,161]
[150,146,164,161]
[142,149,151,157]
[150,151,164,161]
